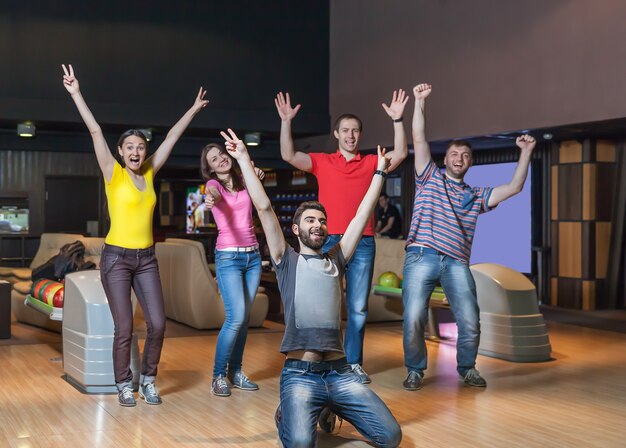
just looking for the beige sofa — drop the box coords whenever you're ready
[366,237,406,322]
[9,234,104,332]
[155,238,269,329]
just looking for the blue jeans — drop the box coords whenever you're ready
[213,249,261,377]
[402,246,480,376]
[276,358,401,448]
[323,235,375,365]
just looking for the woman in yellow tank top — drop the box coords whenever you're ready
[62,64,208,407]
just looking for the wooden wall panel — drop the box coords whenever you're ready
[582,163,596,220]
[558,164,582,220]
[581,222,595,279]
[559,222,582,278]
[551,221,559,275]
[559,141,583,163]
[596,140,616,162]
[596,222,611,279]
[551,165,559,220]
[551,278,559,307]
[582,280,596,310]
[596,164,615,222]
[558,278,582,308]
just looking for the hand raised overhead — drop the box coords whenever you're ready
[192,87,210,112]
[220,129,249,160]
[382,89,409,120]
[274,92,301,121]
[61,64,80,95]
[516,134,536,153]
[413,83,432,100]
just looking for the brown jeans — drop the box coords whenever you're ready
[100,244,166,389]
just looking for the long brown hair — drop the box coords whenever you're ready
[200,143,245,192]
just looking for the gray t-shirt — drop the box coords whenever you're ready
[272,244,346,354]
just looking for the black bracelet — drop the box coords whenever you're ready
[374,170,387,178]
[393,117,403,123]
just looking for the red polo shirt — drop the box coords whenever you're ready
[310,151,378,236]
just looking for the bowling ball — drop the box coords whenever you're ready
[52,289,64,308]
[378,271,401,288]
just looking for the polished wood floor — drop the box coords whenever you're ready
[1,320,625,447]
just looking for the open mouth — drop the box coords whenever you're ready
[310,230,324,239]
[128,155,141,167]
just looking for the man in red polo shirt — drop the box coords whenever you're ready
[275,90,409,383]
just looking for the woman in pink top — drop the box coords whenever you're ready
[201,143,263,397]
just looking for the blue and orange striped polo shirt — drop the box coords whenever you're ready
[406,160,495,263]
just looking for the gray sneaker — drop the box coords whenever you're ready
[118,385,136,407]
[403,370,424,391]
[212,375,231,397]
[227,370,259,391]
[463,368,487,387]
[350,364,371,384]
[318,407,342,434]
[139,382,162,405]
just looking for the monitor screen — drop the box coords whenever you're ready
[186,185,211,234]
[0,206,29,233]
[464,162,532,273]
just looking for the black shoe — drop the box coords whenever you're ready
[403,370,424,391]
[463,368,487,387]
[318,407,341,434]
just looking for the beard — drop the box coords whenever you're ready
[299,229,327,250]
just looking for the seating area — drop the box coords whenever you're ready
[5,233,104,332]
[155,238,269,329]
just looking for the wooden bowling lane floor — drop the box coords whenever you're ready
[0,321,625,447]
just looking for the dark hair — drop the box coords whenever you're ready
[446,139,473,154]
[379,192,389,199]
[200,143,245,192]
[333,114,363,133]
[116,129,149,167]
[292,201,327,226]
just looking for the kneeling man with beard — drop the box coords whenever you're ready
[220,128,401,448]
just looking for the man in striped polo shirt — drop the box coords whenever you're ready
[402,83,536,390]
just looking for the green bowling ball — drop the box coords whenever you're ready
[378,271,401,289]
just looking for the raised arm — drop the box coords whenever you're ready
[488,135,536,208]
[412,83,433,176]
[221,129,287,264]
[149,87,209,174]
[381,89,409,172]
[62,64,115,181]
[340,147,390,262]
[275,92,312,172]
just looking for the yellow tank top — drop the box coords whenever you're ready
[105,162,157,249]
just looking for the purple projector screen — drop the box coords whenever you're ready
[463,162,531,274]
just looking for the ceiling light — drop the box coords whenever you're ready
[139,128,153,142]
[244,132,261,147]
[17,122,36,138]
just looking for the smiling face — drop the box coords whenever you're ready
[118,135,148,172]
[444,144,473,180]
[333,118,361,154]
[292,208,328,251]
[205,146,233,175]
